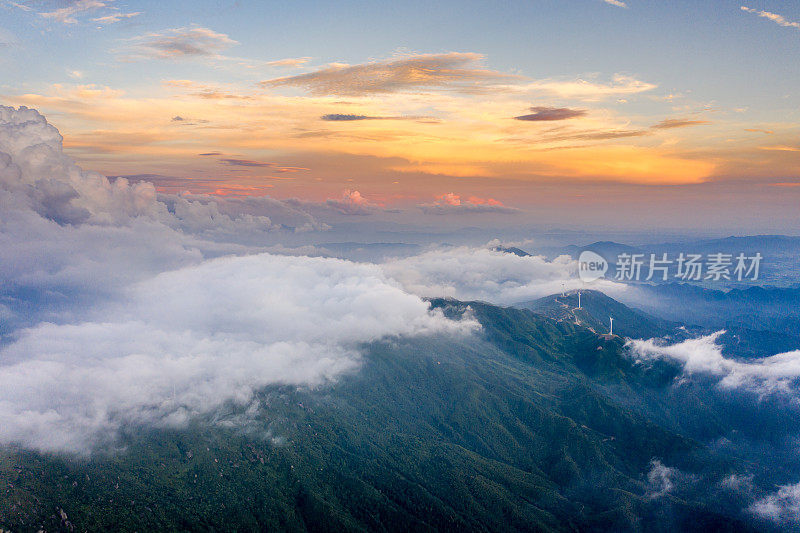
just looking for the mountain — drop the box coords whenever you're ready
[538,242,641,281]
[516,290,681,340]
[491,245,531,257]
[537,235,800,287]
[559,241,642,260]
[2,297,794,532]
[631,283,800,327]
[618,283,800,357]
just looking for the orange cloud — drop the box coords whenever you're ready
[261,52,520,95]
[325,189,383,214]
[651,118,711,129]
[522,74,656,101]
[760,145,800,152]
[267,57,312,67]
[10,61,796,197]
[436,192,461,206]
[467,196,504,206]
[421,193,515,214]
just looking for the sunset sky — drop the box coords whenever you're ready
[2,0,799,231]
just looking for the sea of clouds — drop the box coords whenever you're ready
[4,104,800,525]
[627,331,800,396]
[1,105,611,453]
[627,331,800,524]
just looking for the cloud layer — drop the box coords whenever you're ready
[0,253,476,453]
[651,118,711,129]
[627,332,800,395]
[262,52,519,95]
[750,481,800,523]
[514,106,587,121]
[0,104,482,454]
[0,105,325,315]
[126,27,238,60]
[382,246,625,304]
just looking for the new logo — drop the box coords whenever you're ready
[578,250,608,282]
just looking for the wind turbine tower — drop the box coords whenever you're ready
[577,291,582,309]
[609,317,614,336]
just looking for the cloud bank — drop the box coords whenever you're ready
[0,253,476,453]
[750,481,800,523]
[0,106,324,326]
[0,104,482,454]
[419,193,518,214]
[627,332,800,395]
[382,246,625,304]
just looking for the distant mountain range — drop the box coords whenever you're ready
[529,235,800,287]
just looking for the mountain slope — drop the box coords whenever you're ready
[0,299,775,532]
[516,290,679,340]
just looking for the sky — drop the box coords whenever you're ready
[0,103,624,453]
[4,2,800,492]
[1,0,799,231]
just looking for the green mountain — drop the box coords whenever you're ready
[516,290,680,340]
[622,283,800,357]
[1,297,788,532]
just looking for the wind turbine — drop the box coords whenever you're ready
[609,317,614,336]
[577,291,582,309]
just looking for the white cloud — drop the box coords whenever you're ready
[125,27,238,60]
[627,332,800,395]
[0,253,477,453]
[40,0,109,24]
[32,0,138,26]
[266,57,312,67]
[0,104,340,339]
[0,105,325,261]
[381,246,627,305]
[720,473,754,493]
[4,2,33,13]
[646,459,677,498]
[750,481,800,523]
[419,193,518,215]
[603,0,628,8]
[525,74,656,101]
[0,104,481,454]
[325,189,379,215]
[0,105,164,225]
[92,11,142,24]
[741,6,800,30]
